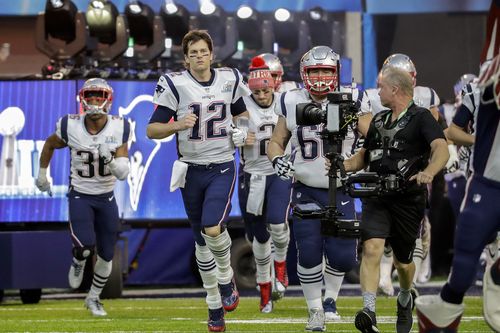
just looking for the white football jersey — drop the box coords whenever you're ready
[275,87,370,189]
[241,93,279,175]
[364,86,441,115]
[279,81,301,93]
[55,114,130,195]
[153,68,251,164]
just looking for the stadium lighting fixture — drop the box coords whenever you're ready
[274,8,291,22]
[236,5,253,20]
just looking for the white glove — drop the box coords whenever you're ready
[36,168,52,194]
[445,144,459,173]
[230,125,248,147]
[98,144,113,163]
[272,154,295,180]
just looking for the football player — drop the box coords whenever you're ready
[259,53,301,92]
[36,78,130,316]
[147,30,250,332]
[238,56,292,313]
[268,45,371,331]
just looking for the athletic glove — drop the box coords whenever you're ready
[35,167,52,195]
[445,144,459,173]
[272,154,295,180]
[230,125,248,147]
[98,144,114,164]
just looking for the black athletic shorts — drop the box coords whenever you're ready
[361,191,427,264]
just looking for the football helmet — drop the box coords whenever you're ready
[79,78,113,115]
[382,53,417,78]
[453,73,477,96]
[300,46,339,95]
[259,53,283,90]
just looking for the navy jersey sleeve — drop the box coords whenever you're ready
[452,104,473,128]
[230,97,247,116]
[149,105,176,124]
[419,110,446,144]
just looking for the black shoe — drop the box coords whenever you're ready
[354,308,379,333]
[396,294,413,333]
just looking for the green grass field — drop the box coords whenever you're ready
[0,295,491,332]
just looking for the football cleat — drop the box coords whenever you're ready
[483,262,500,332]
[274,260,289,293]
[85,297,107,316]
[354,308,379,333]
[219,279,239,312]
[323,298,341,322]
[258,282,273,313]
[396,293,413,333]
[68,258,86,289]
[208,307,225,332]
[305,307,326,332]
[415,295,464,333]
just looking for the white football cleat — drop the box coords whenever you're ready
[68,258,86,289]
[85,297,107,316]
[415,295,463,332]
[483,263,500,332]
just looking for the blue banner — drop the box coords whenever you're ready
[365,0,490,14]
[0,80,242,223]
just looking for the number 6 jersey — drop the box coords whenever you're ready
[55,114,130,195]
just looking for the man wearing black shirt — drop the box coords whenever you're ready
[342,67,449,333]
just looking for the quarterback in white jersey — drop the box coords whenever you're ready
[238,56,292,314]
[268,46,372,331]
[147,30,249,332]
[36,78,130,317]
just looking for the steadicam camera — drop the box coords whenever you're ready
[293,91,361,238]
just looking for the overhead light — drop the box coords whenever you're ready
[236,5,253,19]
[200,0,216,15]
[91,0,105,9]
[128,2,142,14]
[274,8,290,22]
[160,2,190,46]
[165,3,178,14]
[86,0,119,44]
[50,0,64,9]
[125,1,155,46]
[309,7,323,21]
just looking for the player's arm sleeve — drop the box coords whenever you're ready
[55,115,69,144]
[231,68,251,103]
[122,117,131,144]
[149,105,177,124]
[274,92,288,117]
[230,97,247,116]
[356,89,372,116]
[430,88,440,108]
[152,75,179,110]
[451,104,473,128]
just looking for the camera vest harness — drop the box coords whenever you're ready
[367,102,423,175]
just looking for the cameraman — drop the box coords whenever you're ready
[340,67,448,333]
[267,45,372,331]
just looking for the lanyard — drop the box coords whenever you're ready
[385,100,414,125]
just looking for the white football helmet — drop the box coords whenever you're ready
[79,78,113,115]
[300,45,339,95]
[259,53,284,90]
[382,53,417,78]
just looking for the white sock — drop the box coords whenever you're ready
[88,256,112,299]
[202,230,233,285]
[413,238,424,284]
[324,261,345,301]
[195,243,222,309]
[253,238,271,284]
[297,263,323,310]
[268,223,290,262]
[380,249,394,282]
